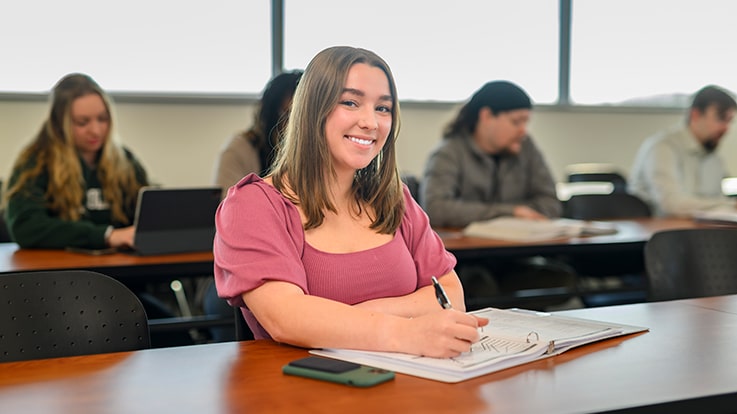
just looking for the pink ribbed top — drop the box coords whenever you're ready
[213,174,456,339]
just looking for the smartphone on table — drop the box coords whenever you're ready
[283,356,395,387]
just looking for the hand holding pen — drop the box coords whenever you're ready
[410,275,488,358]
[431,276,452,309]
[431,275,489,331]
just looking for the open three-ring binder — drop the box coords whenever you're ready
[311,307,648,383]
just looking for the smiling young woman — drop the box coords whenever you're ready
[213,46,487,358]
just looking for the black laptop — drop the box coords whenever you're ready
[131,186,222,256]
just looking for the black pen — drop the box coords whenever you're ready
[431,276,452,309]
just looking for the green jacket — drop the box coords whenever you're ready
[4,149,148,249]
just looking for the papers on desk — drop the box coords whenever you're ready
[462,217,618,241]
[692,207,737,225]
[312,307,648,383]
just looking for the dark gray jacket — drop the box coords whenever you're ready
[420,134,561,227]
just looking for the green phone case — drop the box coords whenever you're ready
[282,363,395,387]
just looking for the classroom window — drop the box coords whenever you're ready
[6,0,735,108]
[283,0,559,104]
[0,0,271,95]
[570,0,737,106]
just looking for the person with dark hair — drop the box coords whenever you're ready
[420,80,561,228]
[419,81,572,309]
[630,85,737,217]
[213,70,303,195]
[213,46,486,357]
[206,71,303,341]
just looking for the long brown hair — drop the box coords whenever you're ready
[269,46,404,233]
[4,73,145,223]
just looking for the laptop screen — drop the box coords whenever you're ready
[132,186,222,255]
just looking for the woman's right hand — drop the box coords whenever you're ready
[107,226,135,248]
[403,310,489,358]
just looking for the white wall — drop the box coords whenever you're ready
[0,99,250,187]
[2,98,737,188]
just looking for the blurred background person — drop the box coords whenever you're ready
[204,70,303,341]
[2,73,191,347]
[420,80,573,310]
[213,70,303,194]
[630,85,737,217]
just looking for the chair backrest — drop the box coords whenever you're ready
[562,193,651,220]
[0,179,9,243]
[400,173,420,201]
[565,163,628,193]
[568,172,628,193]
[0,270,150,362]
[0,213,10,243]
[645,228,737,302]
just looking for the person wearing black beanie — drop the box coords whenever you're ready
[420,80,559,226]
[419,80,573,309]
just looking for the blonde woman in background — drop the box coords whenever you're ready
[3,73,191,346]
[3,73,146,249]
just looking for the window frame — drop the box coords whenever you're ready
[0,0,695,113]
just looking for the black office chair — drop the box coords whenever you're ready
[201,277,254,342]
[645,228,737,302]
[0,213,10,243]
[563,193,652,220]
[568,172,628,192]
[562,193,652,307]
[400,173,420,201]
[0,179,9,243]
[565,163,628,193]
[0,270,151,362]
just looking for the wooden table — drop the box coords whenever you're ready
[0,243,214,281]
[0,218,723,332]
[0,218,708,277]
[0,244,222,334]
[437,218,707,308]
[437,217,702,259]
[2,295,736,413]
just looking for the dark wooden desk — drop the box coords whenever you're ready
[0,218,707,313]
[437,218,707,308]
[0,218,706,277]
[2,296,736,413]
[0,242,214,281]
[0,244,224,334]
[437,217,702,259]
